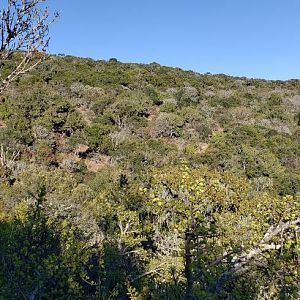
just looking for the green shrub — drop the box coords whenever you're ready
[211,96,241,108]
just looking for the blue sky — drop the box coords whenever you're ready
[49,0,300,80]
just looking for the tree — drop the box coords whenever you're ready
[142,164,300,299]
[0,0,57,94]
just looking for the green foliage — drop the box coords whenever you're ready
[144,85,162,106]
[0,201,96,299]
[201,125,300,194]
[85,123,112,152]
[175,86,199,107]
[139,165,300,299]
[160,101,177,112]
[0,55,299,299]
[211,96,241,108]
[35,98,84,134]
[152,112,184,137]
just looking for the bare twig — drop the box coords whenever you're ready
[0,0,58,94]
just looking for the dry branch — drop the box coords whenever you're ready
[0,0,58,93]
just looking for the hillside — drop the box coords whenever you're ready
[0,55,299,299]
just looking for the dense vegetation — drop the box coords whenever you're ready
[0,55,299,299]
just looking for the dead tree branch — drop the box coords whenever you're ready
[208,217,300,294]
[0,0,58,94]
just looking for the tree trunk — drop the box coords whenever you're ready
[184,230,194,300]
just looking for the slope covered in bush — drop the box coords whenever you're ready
[0,56,299,299]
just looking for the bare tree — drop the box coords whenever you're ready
[0,0,57,94]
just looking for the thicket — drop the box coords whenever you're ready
[0,56,299,299]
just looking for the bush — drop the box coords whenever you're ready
[211,96,241,108]
[175,86,199,107]
[160,102,177,113]
[152,113,184,137]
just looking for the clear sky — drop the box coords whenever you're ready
[48,0,300,80]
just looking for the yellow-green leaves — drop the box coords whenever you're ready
[138,164,300,297]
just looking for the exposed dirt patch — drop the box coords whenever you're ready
[75,144,89,155]
[215,126,224,133]
[198,142,209,154]
[76,107,96,125]
[65,153,81,163]
[56,135,70,152]
[84,155,112,173]
[0,119,6,129]
[147,107,160,121]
